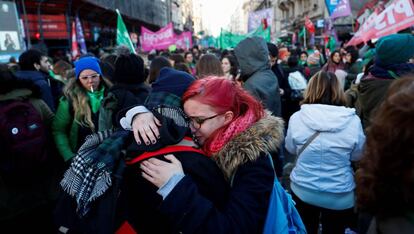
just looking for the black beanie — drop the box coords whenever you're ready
[151,67,195,97]
[114,54,145,84]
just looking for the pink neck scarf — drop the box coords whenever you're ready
[204,108,258,156]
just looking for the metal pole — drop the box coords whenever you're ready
[66,0,73,53]
[37,0,45,42]
[20,0,31,48]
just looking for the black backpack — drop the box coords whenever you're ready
[0,99,48,178]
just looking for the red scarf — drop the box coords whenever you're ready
[204,108,258,156]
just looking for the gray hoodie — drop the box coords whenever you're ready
[235,37,281,117]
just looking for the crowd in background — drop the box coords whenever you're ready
[0,31,414,234]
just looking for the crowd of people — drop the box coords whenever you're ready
[0,32,414,234]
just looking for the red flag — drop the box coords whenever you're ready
[71,21,79,60]
[305,16,315,34]
[262,18,268,29]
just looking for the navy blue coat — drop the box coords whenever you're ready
[123,108,229,234]
[14,70,57,111]
[159,154,274,234]
[157,114,285,234]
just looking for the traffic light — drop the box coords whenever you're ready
[35,32,40,40]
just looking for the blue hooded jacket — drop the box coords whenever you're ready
[14,70,56,111]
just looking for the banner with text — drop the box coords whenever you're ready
[347,0,414,46]
[330,0,352,19]
[174,31,193,50]
[140,23,174,51]
[325,0,352,19]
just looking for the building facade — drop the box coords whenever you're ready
[192,0,204,35]
[229,3,247,34]
[273,0,327,37]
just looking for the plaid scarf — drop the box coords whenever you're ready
[145,91,181,109]
[60,129,130,217]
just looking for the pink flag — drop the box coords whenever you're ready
[292,32,297,45]
[71,21,79,60]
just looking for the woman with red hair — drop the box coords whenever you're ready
[136,76,285,233]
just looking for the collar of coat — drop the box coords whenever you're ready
[212,112,284,180]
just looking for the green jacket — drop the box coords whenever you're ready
[52,88,112,161]
[52,97,79,161]
[357,75,394,130]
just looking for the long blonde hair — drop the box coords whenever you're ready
[63,77,112,131]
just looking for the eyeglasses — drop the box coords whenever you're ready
[79,73,100,80]
[188,114,220,130]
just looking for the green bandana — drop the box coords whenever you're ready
[87,86,105,113]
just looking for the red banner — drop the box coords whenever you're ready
[26,14,68,39]
[348,0,414,46]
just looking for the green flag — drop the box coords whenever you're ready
[327,36,337,52]
[116,9,135,53]
[217,25,271,49]
[168,44,177,52]
[298,27,306,38]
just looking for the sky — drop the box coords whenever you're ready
[199,0,244,36]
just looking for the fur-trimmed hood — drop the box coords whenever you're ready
[212,113,284,180]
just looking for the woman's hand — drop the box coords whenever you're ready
[140,154,183,188]
[132,112,161,145]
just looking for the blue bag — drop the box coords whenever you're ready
[263,156,307,234]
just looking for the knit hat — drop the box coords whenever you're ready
[376,34,414,66]
[113,54,145,84]
[75,57,102,79]
[151,67,195,97]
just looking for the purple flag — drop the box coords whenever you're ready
[331,0,351,19]
[75,16,87,54]
[309,33,315,46]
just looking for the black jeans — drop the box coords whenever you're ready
[292,193,356,234]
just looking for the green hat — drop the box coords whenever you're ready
[376,34,414,66]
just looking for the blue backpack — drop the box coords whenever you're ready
[263,155,307,234]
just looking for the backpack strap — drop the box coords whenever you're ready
[126,137,206,165]
[297,131,320,157]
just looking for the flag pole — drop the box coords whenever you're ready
[304,27,307,49]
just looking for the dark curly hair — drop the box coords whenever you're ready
[356,76,414,218]
[18,49,45,71]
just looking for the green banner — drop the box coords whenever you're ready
[218,25,271,49]
[116,9,136,54]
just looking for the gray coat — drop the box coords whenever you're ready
[235,37,281,117]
